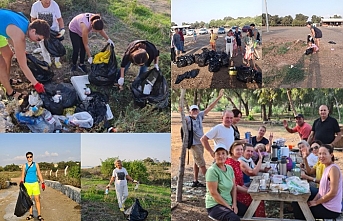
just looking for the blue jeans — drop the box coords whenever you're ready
[117,62,148,80]
[180,41,184,52]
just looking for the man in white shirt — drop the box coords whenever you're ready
[201,110,235,158]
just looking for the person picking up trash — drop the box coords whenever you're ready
[68,13,114,73]
[0,9,49,100]
[118,40,159,89]
[107,159,138,212]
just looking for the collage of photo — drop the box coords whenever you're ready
[0,0,343,220]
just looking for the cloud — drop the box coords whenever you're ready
[42,151,58,157]
[13,156,26,161]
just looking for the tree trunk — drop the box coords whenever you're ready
[267,102,273,118]
[333,96,341,122]
[226,97,238,110]
[176,89,187,203]
[197,90,201,107]
[193,89,197,105]
[286,89,297,116]
[233,90,249,116]
[261,104,267,121]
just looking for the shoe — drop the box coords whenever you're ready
[256,58,260,61]
[70,64,77,72]
[55,61,62,69]
[120,207,125,212]
[47,62,52,67]
[78,64,88,73]
[191,181,206,187]
[33,48,42,54]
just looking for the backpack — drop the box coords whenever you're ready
[180,116,193,165]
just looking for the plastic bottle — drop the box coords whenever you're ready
[42,109,55,124]
[134,182,139,190]
[15,112,36,125]
[105,187,109,195]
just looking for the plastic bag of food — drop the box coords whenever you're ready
[286,176,309,195]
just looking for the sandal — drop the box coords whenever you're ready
[6,89,25,100]
[9,78,23,85]
[37,215,45,220]
[26,214,34,220]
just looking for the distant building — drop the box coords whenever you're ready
[153,158,160,163]
[321,18,343,26]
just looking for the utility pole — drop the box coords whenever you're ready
[264,0,269,32]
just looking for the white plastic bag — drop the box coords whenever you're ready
[286,176,309,195]
[67,112,93,128]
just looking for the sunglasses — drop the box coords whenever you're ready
[27,156,33,159]
[312,146,319,149]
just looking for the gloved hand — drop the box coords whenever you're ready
[88,57,93,64]
[42,182,45,191]
[20,181,23,184]
[154,63,159,71]
[34,83,45,93]
[57,28,65,38]
[118,77,124,86]
[107,38,114,46]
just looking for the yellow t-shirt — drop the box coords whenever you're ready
[313,161,325,187]
[210,33,218,43]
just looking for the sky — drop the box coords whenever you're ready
[0,134,81,166]
[81,133,171,167]
[171,0,261,25]
[263,0,342,19]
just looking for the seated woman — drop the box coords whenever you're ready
[251,126,273,152]
[206,143,242,221]
[225,142,266,217]
[239,144,269,186]
[294,144,342,220]
[251,143,268,165]
[297,140,318,167]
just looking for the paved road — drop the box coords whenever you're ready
[0,178,80,221]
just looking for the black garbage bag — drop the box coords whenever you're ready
[26,54,54,83]
[197,53,208,67]
[75,92,108,125]
[89,44,118,86]
[44,29,66,57]
[208,50,216,58]
[208,58,221,72]
[176,56,187,68]
[253,70,262,84]
[236,66,253,83]
[14,183,33,217]
[305,47,313,55]
[194,54,201,64]
[185,54,195,65]
[40,83,78,115]
[131,68,169,108]
[174,69,200,84]
[124,198,148,221]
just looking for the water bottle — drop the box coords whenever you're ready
[42,109,55,124]
[15,112,36,125]
[134,182,139,190]
[105,187,109,195]
[280,156,287,176]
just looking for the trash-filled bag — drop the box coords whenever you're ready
[40,83,78,115]
[174,69,200,84]
[75,92,108,125]
[176,56,187,68]
[124,198,148,221]
[236,66,253,83]
[44,29,66,57]
[89,44,118,86]
[65,112,93,128]
[26,54,54,83]
[286,176,310,195]
[14,183,33,217]
[208,57,221,72]
[131,68,169,108]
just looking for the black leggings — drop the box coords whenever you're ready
[293,202,340,219]
[207,202,248,221]
[69,30,86,65]
[171,47,176,62]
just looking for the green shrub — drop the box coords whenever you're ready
[68,165,81,179]
[247,115,255,121]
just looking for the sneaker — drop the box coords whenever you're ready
[191,181,206,187]
[47,62,52,67]
[55,61,62,69]
[78,64,88,73]
[70,64,77,72]
[120,207,125,212]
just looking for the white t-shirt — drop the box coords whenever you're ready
[225,36,235,45]
[205,124,234,151]
[30,0,62,31]
[307,153,318,167]
[112,167,128,186]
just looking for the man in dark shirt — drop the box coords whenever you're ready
[178,28,185,53]
[308,105,341,146]
[234,27,242,55]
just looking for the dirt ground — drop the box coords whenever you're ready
[171,28,262,89]
[262,26,343,88]
[0,177,80,221]
[171,112,343,221]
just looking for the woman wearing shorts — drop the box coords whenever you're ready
[21,152,45,220]
[307,22,322,49]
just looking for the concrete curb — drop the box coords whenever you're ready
[44,180,81,204]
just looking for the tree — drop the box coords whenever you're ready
[101,157,118,178]
[171,21,177,26]
[122,160,148,184]
[281,15,293,26]
[311,15,321,23]
[331,14,342,18]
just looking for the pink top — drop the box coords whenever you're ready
[311,43,319,52]
[318,164,342,213]
[68,13,93,37]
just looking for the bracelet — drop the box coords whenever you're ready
[60,28,65,30]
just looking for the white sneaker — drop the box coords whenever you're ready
[33,48,42,54]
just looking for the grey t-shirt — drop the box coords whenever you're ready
[187,111,205,145]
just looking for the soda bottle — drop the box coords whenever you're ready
[105,187,109,195]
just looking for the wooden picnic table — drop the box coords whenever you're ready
[241,176,315,221]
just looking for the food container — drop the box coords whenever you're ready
[228,67,237,75]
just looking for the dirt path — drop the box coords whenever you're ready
[171,112,343,220]
[0,177,80,221]
[171,28,262,89]
[262,26,343,88]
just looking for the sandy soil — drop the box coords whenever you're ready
[171,112,343,221]
[171,28,262,89]
[0,177,80,221]
[262,26,343,88]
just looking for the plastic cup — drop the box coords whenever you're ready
[288,144,293,150]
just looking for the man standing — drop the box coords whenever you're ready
[308,105,341,146]
[283,114,312,141]
[30,0,65,68]
[306,21,322,49]
[185,89,224,187]
[178,28,185,53]
[250,23,261,60]
[172,28,181,58]
[201,110,235,158]
[209,29,218,51]
[234,27,242,55]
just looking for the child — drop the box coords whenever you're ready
[224,30,235,58]
[193,30,197,42]
[305,41,319,55]
[107,159,138,212]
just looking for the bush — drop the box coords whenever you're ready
[122,160,148,184]
[68,165,81,179]
[100,157,118,178]
[247,115,255,121]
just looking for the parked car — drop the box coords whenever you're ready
[231,26,242,33]
[199,28,208,35]
[217,27,226,34]
[187,29,194,36]
[242,25,251,32]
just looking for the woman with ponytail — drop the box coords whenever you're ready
[118,40,159,87]
[69,13,114,73]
